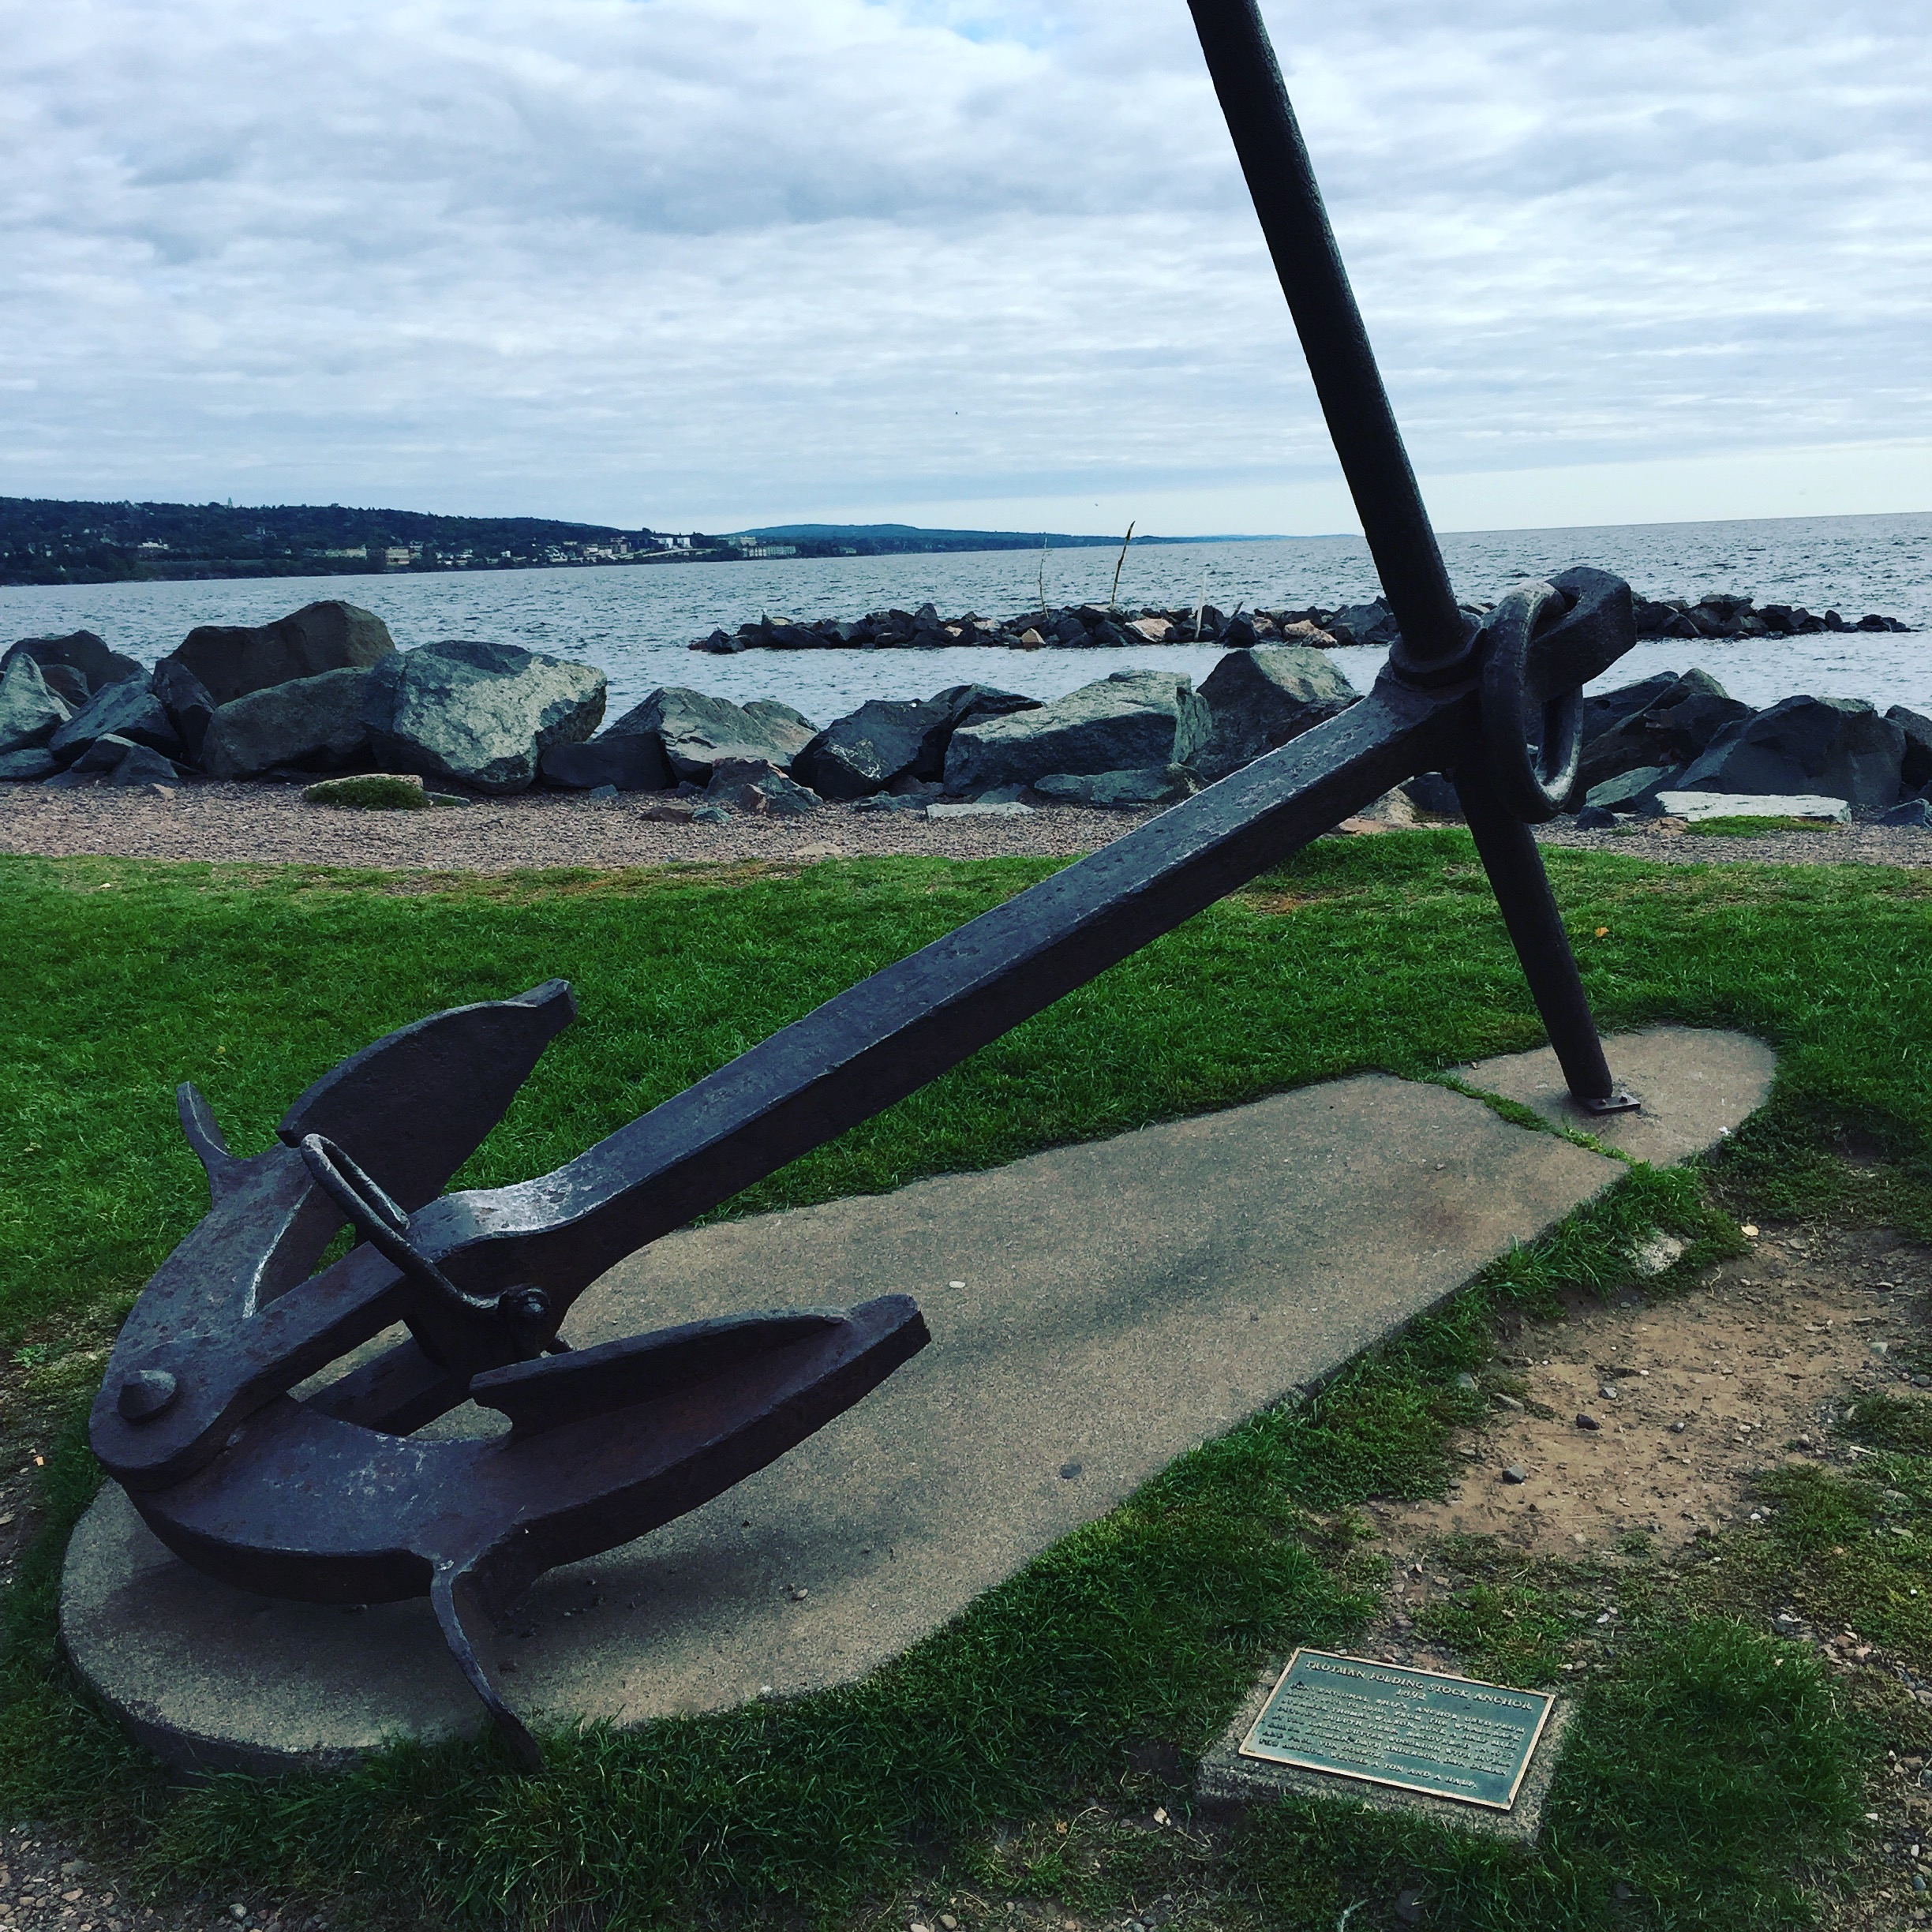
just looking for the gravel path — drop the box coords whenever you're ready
[0,781,1149,871]
[4,781,1930,874]
[1537,818,1932,868]
[0,1829,314,1932]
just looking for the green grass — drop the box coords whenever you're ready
[1683,816,1847,838]
[4,833,1932,1929]
[7,837,1931,1340]
[1240,1620,1865,1932]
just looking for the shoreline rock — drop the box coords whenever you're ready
[167,600,395,705]
[8,597,1931,828]
[361,638,606,795]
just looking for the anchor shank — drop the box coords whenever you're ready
[410,683,1460,1296]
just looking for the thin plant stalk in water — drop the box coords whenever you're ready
[1037,535,1050,625]
[1109,520,1136,609]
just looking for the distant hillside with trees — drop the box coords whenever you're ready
[0,497,668,586]
[0,499,1184,586]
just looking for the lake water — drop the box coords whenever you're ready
[3,511,1926,723]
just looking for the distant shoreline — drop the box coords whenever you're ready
[0,537,1275,592]
[0,496,1283,590]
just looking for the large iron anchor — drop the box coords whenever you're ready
[88,0,1646,1770]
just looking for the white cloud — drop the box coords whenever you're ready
[0,0,1926,530]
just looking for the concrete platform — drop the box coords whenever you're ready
[62,1031,1769,1774]
[1458,1024,1777,1166]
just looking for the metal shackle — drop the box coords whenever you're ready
[1479,580,1585,823]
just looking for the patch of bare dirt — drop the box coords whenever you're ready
[1375,1222,1927,1574]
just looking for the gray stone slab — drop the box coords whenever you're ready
[1197,1661,1573,1843]
[1458,1024,1776,1166]
[64,1032,1765,1774]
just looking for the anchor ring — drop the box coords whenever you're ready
[1480,579,1583,822]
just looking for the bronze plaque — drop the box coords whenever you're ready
[1237,1649,1555,1810]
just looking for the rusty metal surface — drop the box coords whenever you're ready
[88,0,1649,1771]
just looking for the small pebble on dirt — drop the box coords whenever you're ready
[1502,1465,1528,1484]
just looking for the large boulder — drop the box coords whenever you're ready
[702,758,822,816]
[0,653,72,754]
[540,735,671,792]
[0,747,58,782]
[47,734,180,786]
[1194,645,1357,783]
[199,668,375,779]
[795,683,1039,800]
[1032,766,1201,809]
[47,674,186,765]
[1676,695,1905,815]
[151,659,217,763]
[795,697,949,801]
[166,601,395,706]
[945,683,1043,728]
[1575,668,1752,796]
[743,698,818,739]
[37,663,90,708]
[1579,672,1678,742]
[1325,601,1402,650]
[360,639,606,795]
[107,743,185,788]
[603,687,816,783]
[1583,765,1682,814]
[945,670,1209,795]
[1887,705,1932,795]
[1,631,144,695]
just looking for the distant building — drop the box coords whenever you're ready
[736,543,797,560]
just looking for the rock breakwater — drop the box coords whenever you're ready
[692,591,1914,653]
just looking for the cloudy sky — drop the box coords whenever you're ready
[2,0,1926,535]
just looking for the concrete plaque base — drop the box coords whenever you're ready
[1199,1661,1572,1844]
